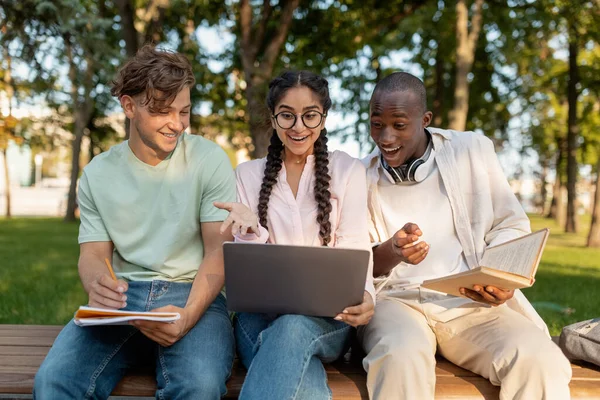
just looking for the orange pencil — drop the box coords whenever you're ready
[104,258,118,281]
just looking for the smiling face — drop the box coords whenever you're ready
[369,89,432,168]
[123,87,191,166]
[271,86,326,160]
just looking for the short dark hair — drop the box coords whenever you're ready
[110,44,195,112]
[372,72,427,113]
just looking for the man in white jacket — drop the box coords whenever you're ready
[359,72,571,400]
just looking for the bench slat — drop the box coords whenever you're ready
[0,326,63,337]
[0,346,52,356]
[2,325,600,399]
[0,337,56,347]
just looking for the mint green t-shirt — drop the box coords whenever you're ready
[77,134,236,282]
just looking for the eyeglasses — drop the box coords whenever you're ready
[272,111,326,129]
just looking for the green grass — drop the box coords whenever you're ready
[525,214,600,335]
[1,216,599,335]
[0,218,87,324]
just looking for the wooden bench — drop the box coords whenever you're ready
[2,325,600,399]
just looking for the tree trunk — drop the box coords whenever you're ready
[547,175,559,219]
[116,0,138,56]
[65,42,95,222]
[448,0,483,132]
[140,0,169,45]
[246,84,272,158]
[588,158,600,247]
[565,29,579,233]
[3,47,13,218]
[547,137,565,219]
[556,184,567,229]
[2,149,10,218]
[432,44,444,127]
[539,159,549,215]
[116,0,138,140]
[238,0,300,158]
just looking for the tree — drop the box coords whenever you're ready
[236,0,301,158]
[0,41,25,218]
[589,156,600,247]
[448,0,484,131]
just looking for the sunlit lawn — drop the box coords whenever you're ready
[1,216,599,335]
[526,214,600,335]
[0,218,86,325]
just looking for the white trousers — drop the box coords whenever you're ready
[358,291,572,400]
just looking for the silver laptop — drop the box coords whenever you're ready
[223,242,370,317]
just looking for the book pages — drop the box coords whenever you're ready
[480,230,548,278]
[74,306,180,327]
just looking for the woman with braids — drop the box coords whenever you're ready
[213,70,375,399]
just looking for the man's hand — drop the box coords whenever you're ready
[334,292,374,327]
[391,223,429,264]
[131,305,190,347]
[88,275,128,309]
[214,201,260,236]
[460,285,514,306]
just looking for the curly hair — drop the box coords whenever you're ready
[110,44,195,112]
[257,71,333,246]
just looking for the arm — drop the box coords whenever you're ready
[78,241,128,309]
[213,165,270,243]
[76,171,128,307]
[132,223,232,346]
[462,136,526,305]
[329,161,375,300]
[182,222,232,325]
[482,137,530,247]
[327,160,377,327]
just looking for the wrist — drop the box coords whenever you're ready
[389,239,405,260]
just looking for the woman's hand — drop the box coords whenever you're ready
[213,201,260,236]
[335,291,374,327]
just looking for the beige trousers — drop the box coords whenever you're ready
[358,291,572,400]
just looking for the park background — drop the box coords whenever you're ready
[0,0,599,335]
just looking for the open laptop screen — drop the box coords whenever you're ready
[223,242,370,317]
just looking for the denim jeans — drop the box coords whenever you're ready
[34,281,234,400]
[234,312,352,400]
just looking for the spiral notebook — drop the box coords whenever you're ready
[74,306,180,326]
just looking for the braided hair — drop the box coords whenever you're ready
[257,71,333,246]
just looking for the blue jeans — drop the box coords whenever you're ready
[234,312,352,400]
[34,281,234,400]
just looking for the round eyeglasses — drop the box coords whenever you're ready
[272,111,326,129]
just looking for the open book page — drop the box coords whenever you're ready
[74,306,180,327]
[480,229,549,278]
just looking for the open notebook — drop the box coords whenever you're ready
[74,306,180,327]
[421,229,549,297]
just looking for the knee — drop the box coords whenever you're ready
[33,363,52,396]
[181,370,228,398]
[366,336,435,374]
[503,340,572,382]
[34,360,66,399]
[266,315,315,344]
